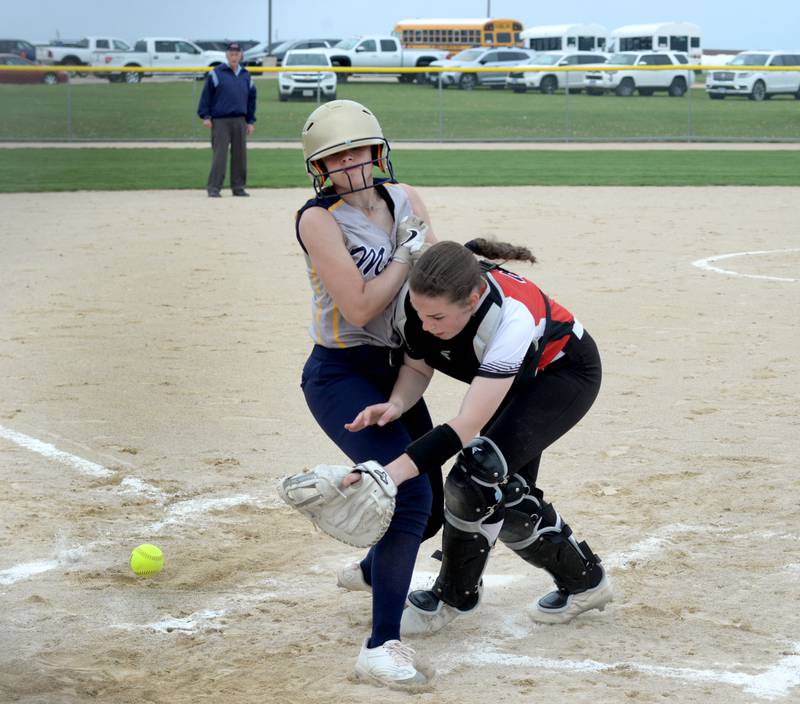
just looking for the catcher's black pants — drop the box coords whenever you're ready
[484,330,602,481]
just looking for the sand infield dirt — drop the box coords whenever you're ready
[0,186,798,703]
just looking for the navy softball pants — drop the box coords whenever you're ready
[301,344,444,646]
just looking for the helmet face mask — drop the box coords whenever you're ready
[302,100,395,196]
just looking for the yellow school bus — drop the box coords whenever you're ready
[393,18,524,52]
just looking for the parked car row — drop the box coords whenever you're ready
[422,47,800,100]
[423,47,693,96]
[2,33,798,102]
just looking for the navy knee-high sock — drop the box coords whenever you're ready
[360,473,431,648]
[367,528,422,647]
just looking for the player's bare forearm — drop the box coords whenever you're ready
[387,361,432,415]
[447,375,516,444]
[384,453,420,485]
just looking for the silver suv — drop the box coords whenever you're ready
[706,51,800,101]
[585,51,693,97]
[428,47,533,89]
[506,51,609,94]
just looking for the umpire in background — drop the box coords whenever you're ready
[197,42,257,197]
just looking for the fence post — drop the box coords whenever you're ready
[687,72,693,142]
[564,71,572,141]
[437,70,444,142]
[66,75,74,141]
[192,74,198,142]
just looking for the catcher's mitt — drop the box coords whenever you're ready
[276,461,396,548]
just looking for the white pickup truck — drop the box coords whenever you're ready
[100,37,227,83]
[42,37,132,68]
[320,36,447,82]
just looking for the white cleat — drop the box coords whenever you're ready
[531,572,614,624]
[354,638,429,689]
[400,588,481,636]
[336,561,372,593]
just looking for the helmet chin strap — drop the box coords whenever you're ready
[313,155,395,197]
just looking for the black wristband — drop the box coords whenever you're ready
[405,423,462,475]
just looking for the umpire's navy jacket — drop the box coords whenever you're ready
[197,63,257,123]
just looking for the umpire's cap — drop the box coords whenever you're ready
[226,42,242,52]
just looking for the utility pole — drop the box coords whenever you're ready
[268,0,273,53]
[486,1,491,17]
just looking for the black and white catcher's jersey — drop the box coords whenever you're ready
[394,266,581,383]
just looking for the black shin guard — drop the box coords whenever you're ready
[499,475,603,593]
[426,438,506,609]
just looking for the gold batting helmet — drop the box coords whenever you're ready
[301,100,393,194]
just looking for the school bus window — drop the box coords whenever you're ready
[496,32,510,44]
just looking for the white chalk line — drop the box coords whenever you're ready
[691,248,800,282]
[0,423,113,477]
[603,522,714,570]
[147,494,261,532]
[441,644,800,700]
[0,544,96,586]
[112,582,282,634]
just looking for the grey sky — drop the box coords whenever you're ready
[5,1,798,50]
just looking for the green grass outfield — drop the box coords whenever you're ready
[1,79,799,142]
[2,148,799,192]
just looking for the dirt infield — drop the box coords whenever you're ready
[1,187,798,704]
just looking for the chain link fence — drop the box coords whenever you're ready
[1,65,798,142]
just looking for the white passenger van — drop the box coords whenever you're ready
[609,22,701,64]
[520,24,608,53]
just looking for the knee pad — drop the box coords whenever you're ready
[499,474,602,593]
[454,436,508,486]
[432,444,506,608]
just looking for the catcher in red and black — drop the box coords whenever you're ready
[344,239,614,635]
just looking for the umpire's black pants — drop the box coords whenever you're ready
[207,116,247,193]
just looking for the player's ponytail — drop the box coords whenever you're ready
[410,239,537,305]
[465,238,537,264]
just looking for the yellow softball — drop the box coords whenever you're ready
[129,543,164,577]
